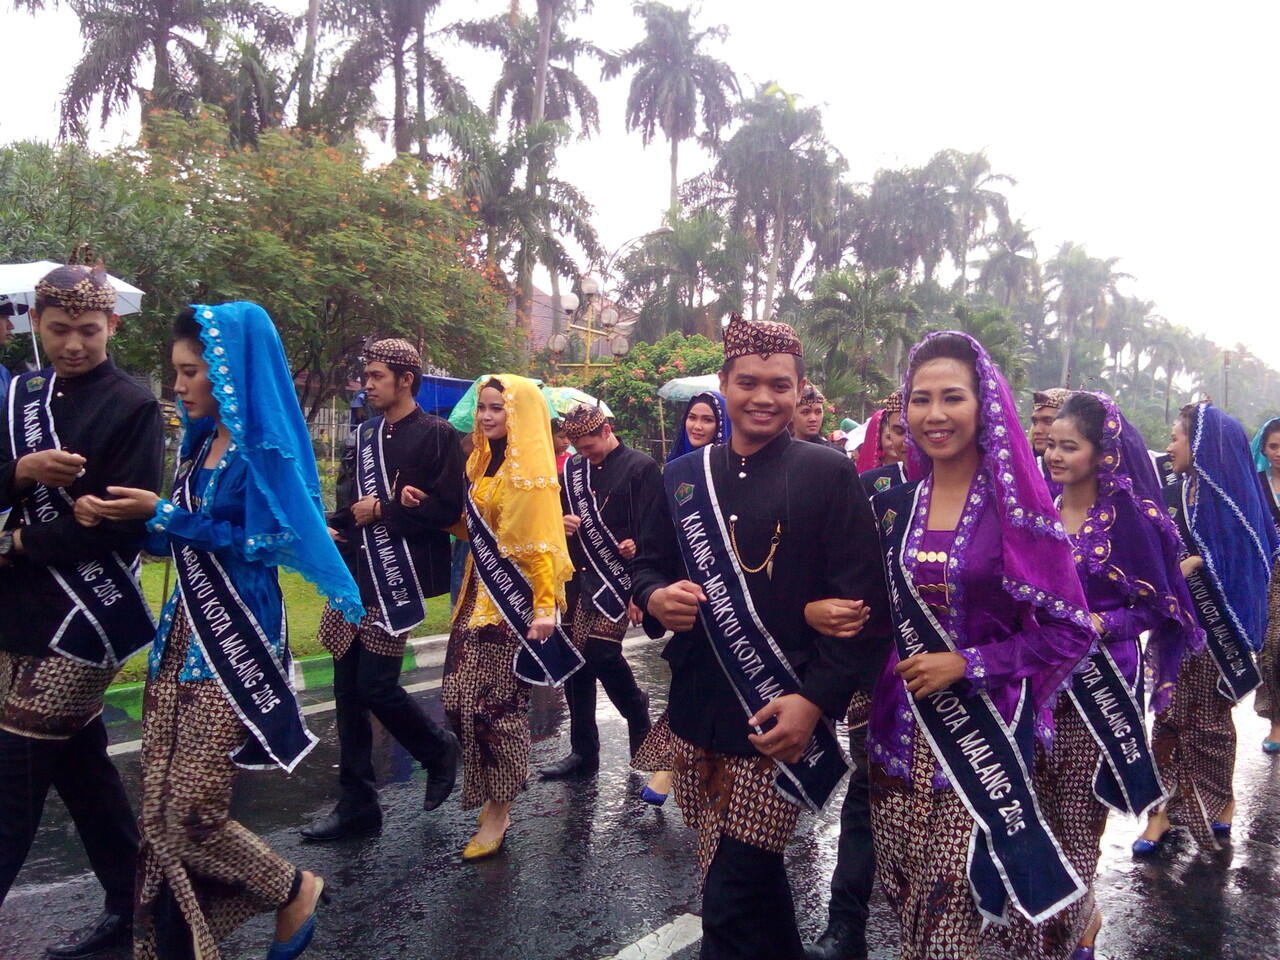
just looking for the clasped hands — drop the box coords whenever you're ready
[562,514,635,558]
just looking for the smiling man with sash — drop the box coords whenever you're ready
[1137,401,1278,853]
[0,265,161,959]
[632,314,888,960]
[302,338,465,843]
[540,403,661,781]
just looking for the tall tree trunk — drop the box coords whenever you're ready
[762,197,785,321]
[669,136,680,213]
[1058,312,1076,387]
[297,0,320,127]
[519,0,556,339]
[414,2,428,160]
[392,48,410,154]
[549,254,564,336]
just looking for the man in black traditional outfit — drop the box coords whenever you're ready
[631,315,889,960]
[792,382,832,445]
[0,265,163,958]
[302,338,465,841]
[540,404,661,780]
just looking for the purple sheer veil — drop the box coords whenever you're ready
[903,331,1092,702]
[1075,392,1204,712]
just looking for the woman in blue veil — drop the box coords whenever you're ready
[80,303,360,959]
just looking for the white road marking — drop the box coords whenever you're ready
[601,913,701,960]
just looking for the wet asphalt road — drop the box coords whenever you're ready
[1,633,1278,960]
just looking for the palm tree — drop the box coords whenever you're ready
[451,13,601,135]
[16,0,293,138]
[707,83,842,321]
[426,111,601,277]
[1043,241,1130,387]
[603,2,738,212]
[614,208,749,339]
[974,217,1040,309]
[800,266,918,414]
[323,0,469,156]
[933,149,1014,294]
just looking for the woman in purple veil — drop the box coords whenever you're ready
[1016,391,1203,959]
[868,332,1094,959]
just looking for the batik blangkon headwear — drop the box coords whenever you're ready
[561,403,607,442]
[1250,416,1280,475]
[721,313,802,360]
[363,337,421,370]
[183,302,363,623]
[1033,387,1070,411]
[34,264,116,317]
[668,390,730,463]
[903,331,1092,704]
[465,374,572,611]
[1185,402,1279,651]
[798,383,826,407]
[1068,391,1204,711]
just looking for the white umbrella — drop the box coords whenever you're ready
[657,373,721,403]
[0,261,145,365]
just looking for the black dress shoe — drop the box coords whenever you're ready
[803,920,867,960]
[299,808,382,842]
[538,752,600,780]
[45,909,132,959]
[423,731,460,811]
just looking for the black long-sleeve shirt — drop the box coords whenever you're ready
[631,431,891,756]
[0,358,163,656]
[560,439,663,607]
[330,406,466,603]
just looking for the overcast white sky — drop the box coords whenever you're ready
[3,0,1278,366]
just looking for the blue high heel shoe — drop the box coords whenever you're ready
[1132,829,1171,855]
[1069,947,1095,960]
[1262,740,1280,754]
[1211,821,1231,838]
[267,878,328,960]
[640,785,668,806]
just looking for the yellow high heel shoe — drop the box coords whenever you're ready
[461,831,505,861]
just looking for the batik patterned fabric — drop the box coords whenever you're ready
[1254,558,1280,721]
[560,403,608,442]
[721,313,802,360]
[362,337,421,369]
[988,704,1105,959]
[870,734,985,960]
[442,582,531,809]
[798,383,826,407]
[34,265,116,317]
[134,613,297,960]
[317,605,407,660]
[569,595,627,648]
[0,651,114,740]
[1151,647,1235,849]
[631,709,674,772]
[668,733,800,883]
[1032,387,1069,410]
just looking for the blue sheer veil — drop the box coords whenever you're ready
[186,302,363,623]
[1188,402,1278,651]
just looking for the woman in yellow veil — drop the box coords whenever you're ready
[404,374,571,859]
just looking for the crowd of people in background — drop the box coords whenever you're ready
[1,262,1277,960]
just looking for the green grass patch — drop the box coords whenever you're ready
[111,560,453,686]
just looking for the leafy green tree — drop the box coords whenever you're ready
[1043,241,1130,386]
[15,0,292,138]
[604,2,738,212]
[933,149,1014,294]
[614,208,748,339]
[799,266,918,416]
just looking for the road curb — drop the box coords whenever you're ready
[102,633,450,724]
